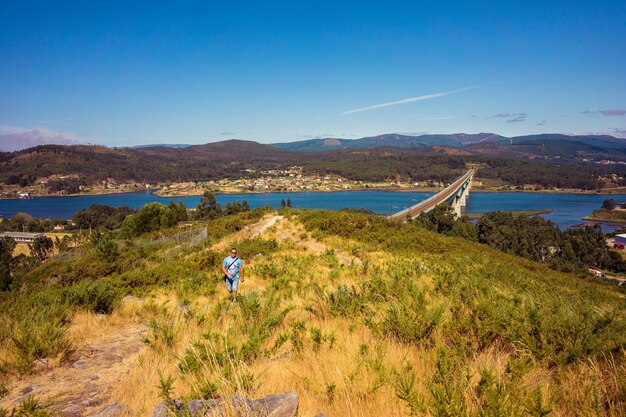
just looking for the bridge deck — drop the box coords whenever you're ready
[388,169,475,221]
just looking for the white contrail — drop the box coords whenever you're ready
[339,85,481,116]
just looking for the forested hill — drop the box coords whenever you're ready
[0,141,300,183]
[2,138,626,190]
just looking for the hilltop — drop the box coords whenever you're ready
[0,208,625,416]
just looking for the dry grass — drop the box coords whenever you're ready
[4,212,626,417]
[11,232,73,256]
[67,300,145,349]
[13,242,30,256]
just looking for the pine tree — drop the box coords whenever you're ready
[197,192,222,219]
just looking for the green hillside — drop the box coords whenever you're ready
[1,208,625,416]
[3,139,626,191]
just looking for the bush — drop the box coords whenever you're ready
[65,279,120,314]
[233,238,279,259]
[10,312,71,371]
[121,202,182,237]
[95,234,119,262]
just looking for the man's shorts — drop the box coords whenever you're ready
[224,276,239,292]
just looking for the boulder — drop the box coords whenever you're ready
[86,403,128,417]
[151,392,298,417]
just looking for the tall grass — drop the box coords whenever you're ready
[2,209,626,416]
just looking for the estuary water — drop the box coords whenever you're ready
[0,190,623,229]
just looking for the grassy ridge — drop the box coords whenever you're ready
[1,209,625,416]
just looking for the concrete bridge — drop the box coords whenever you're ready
[388,168,475,222]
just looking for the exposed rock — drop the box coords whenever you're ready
[314,414,329,417]
[151,391,298,417]
[32,358,49,370]
[61,404,82,415]
[86,403,128,417]
[177,303,191,313]
[121,295,142,304]
[20,385,36,395]
[72,358,87,369]
[0,324,146,415]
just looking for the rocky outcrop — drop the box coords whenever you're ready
[86,403,128,417]
[150,391,298,417]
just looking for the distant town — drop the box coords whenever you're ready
[1,166,449,199]
[5,163,626,200]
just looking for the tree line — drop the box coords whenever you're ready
[414,205,626,274]
[2,144,623,190]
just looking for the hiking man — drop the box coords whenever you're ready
[221,248,244,301]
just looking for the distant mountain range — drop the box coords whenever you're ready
[2,134,626,190]
[271,133,624,152]
[116,132,626,161]
[272,133,507,151]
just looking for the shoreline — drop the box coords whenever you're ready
[4,186,626,200]
[581,216,626,225]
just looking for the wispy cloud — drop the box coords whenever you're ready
[220,131,235,136]
[568,129,626,139]
[506,113,526,123]
[581,109,626,116]
[600,109,626,116]
[536,120,547,126]
[506,113,527,123]
[610,128,626,138]
[490,112,527,123]
[339,85,480,116]
[0,125,97,152]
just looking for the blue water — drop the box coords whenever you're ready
[0,190,622,229]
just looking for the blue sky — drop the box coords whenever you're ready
[1,0,625,147]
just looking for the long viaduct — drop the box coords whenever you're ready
[387,168,475,222]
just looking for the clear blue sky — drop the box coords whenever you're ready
[1,0,625,146]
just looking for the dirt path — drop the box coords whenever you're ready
[266,217,362,266]
[211,214,284,252]
[0,325,146,417]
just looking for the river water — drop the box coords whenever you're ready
[0,190,622,229]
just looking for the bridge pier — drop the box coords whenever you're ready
[457,177,471,216]
[387,169,475,222]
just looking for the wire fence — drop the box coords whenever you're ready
[54,250,85,260]
[52,225,208,260]
[150,225,208,248]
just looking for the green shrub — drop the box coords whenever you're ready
[380,301,444,347]
[10,315,70,372]
[65,279,120,314]
[13,396,52,417]
[328,285,365,317]
[232,237,278,259]
[145,318,177,349]
[95,234,119,262]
